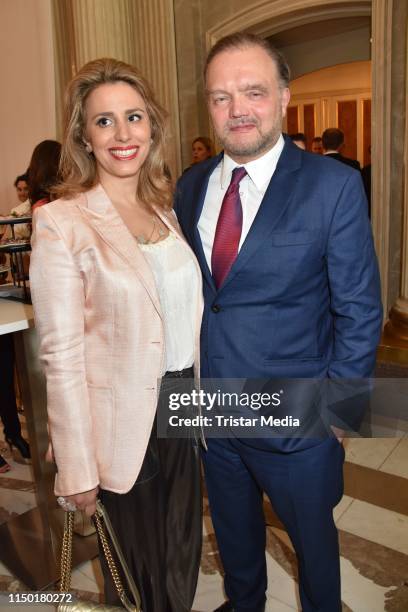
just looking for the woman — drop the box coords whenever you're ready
[14,173,29,205]
[191,136,214,164]
[0,333,31,473]
[30,58,203,612]
[28,140,61,212]
[183,136,214,174]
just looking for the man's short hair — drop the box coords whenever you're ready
[205,32,290,88]
[312,137,322,144]
[322,128,344,151]
[290,133,307,145]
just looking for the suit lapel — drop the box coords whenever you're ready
[190,155,223,293]
[217,138,303,293]
[79,184,162,317]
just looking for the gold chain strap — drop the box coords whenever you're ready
[59,511,126,604]
[60,510,74,593]
[93,511,127,603]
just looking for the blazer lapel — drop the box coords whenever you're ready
[79,184,162,317]
[217,138,303,294]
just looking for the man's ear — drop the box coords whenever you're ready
[281,87,291,118]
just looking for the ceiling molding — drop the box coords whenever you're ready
[205,0,371,50]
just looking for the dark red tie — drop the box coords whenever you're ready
[211,166,247,288]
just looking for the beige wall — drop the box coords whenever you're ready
[289,61,371,96]
[278,25,370,80]
[0,0,56,215]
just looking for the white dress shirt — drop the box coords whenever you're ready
[198,134,285,271]
[139,232,198,373]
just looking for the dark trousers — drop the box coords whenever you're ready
[202,437,344,612]
[0,334,21,439]
[99,373,202,612]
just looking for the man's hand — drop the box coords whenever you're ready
[64,487,99,516]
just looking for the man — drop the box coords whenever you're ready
[289,132,306,149]
[322,127,361,170]
[311,136,323,154]
[175,33,382,612]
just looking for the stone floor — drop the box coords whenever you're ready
[1,417,407,611]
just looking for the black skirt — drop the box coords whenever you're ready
[99,372,202,612]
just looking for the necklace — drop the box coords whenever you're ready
[135,214,166,245]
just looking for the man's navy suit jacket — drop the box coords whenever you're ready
[175,138,382,446]
[325,151,361,171]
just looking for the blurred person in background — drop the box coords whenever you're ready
[11,173,31,239]
[1,145,61,471]
[311,136,323,154]
[184,136,215,173]
[0,173,30,243]
[289,132,306,150]
[192,136,215,164]
[322,128,361,171]
[0,333,31,472]
[14,173,29,206]
[28,140,62,213]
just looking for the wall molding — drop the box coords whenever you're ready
[205,0,371,50]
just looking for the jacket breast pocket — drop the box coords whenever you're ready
[269,230,318,247]
[264,230,322,286]
[88,385,115,472]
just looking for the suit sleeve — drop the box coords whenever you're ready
[326,171,382,378]
[30,206,99,496]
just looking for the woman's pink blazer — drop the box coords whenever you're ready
[30,184,203,496]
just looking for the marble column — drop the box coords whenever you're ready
[381,26,408,354]
[129,0,182,177]
[52,0,181,176]
[71,0,138,66]
[376,0,408,359]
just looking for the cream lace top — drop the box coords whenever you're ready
[139,232,198,374]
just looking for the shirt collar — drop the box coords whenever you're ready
[220,133,285,192]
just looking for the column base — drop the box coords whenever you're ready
[378,298,408,364]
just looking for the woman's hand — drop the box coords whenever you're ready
[64,486,99,516]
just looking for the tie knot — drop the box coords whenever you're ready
[230,166,247,187]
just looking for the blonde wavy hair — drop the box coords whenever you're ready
[54,58,172,209]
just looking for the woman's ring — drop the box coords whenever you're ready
[57,496,77,512]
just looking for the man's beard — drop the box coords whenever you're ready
[218,118,282,159]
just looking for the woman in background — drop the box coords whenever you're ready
[28,140,61,212]
[0,144,62,470]
[14,173,29,205]
[191,135,215,164]
[0,334,31,472]
[183,136,215,174]
[191,135,215,165]
[30,58,202,612]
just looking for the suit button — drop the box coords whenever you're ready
[212,304,221,313]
